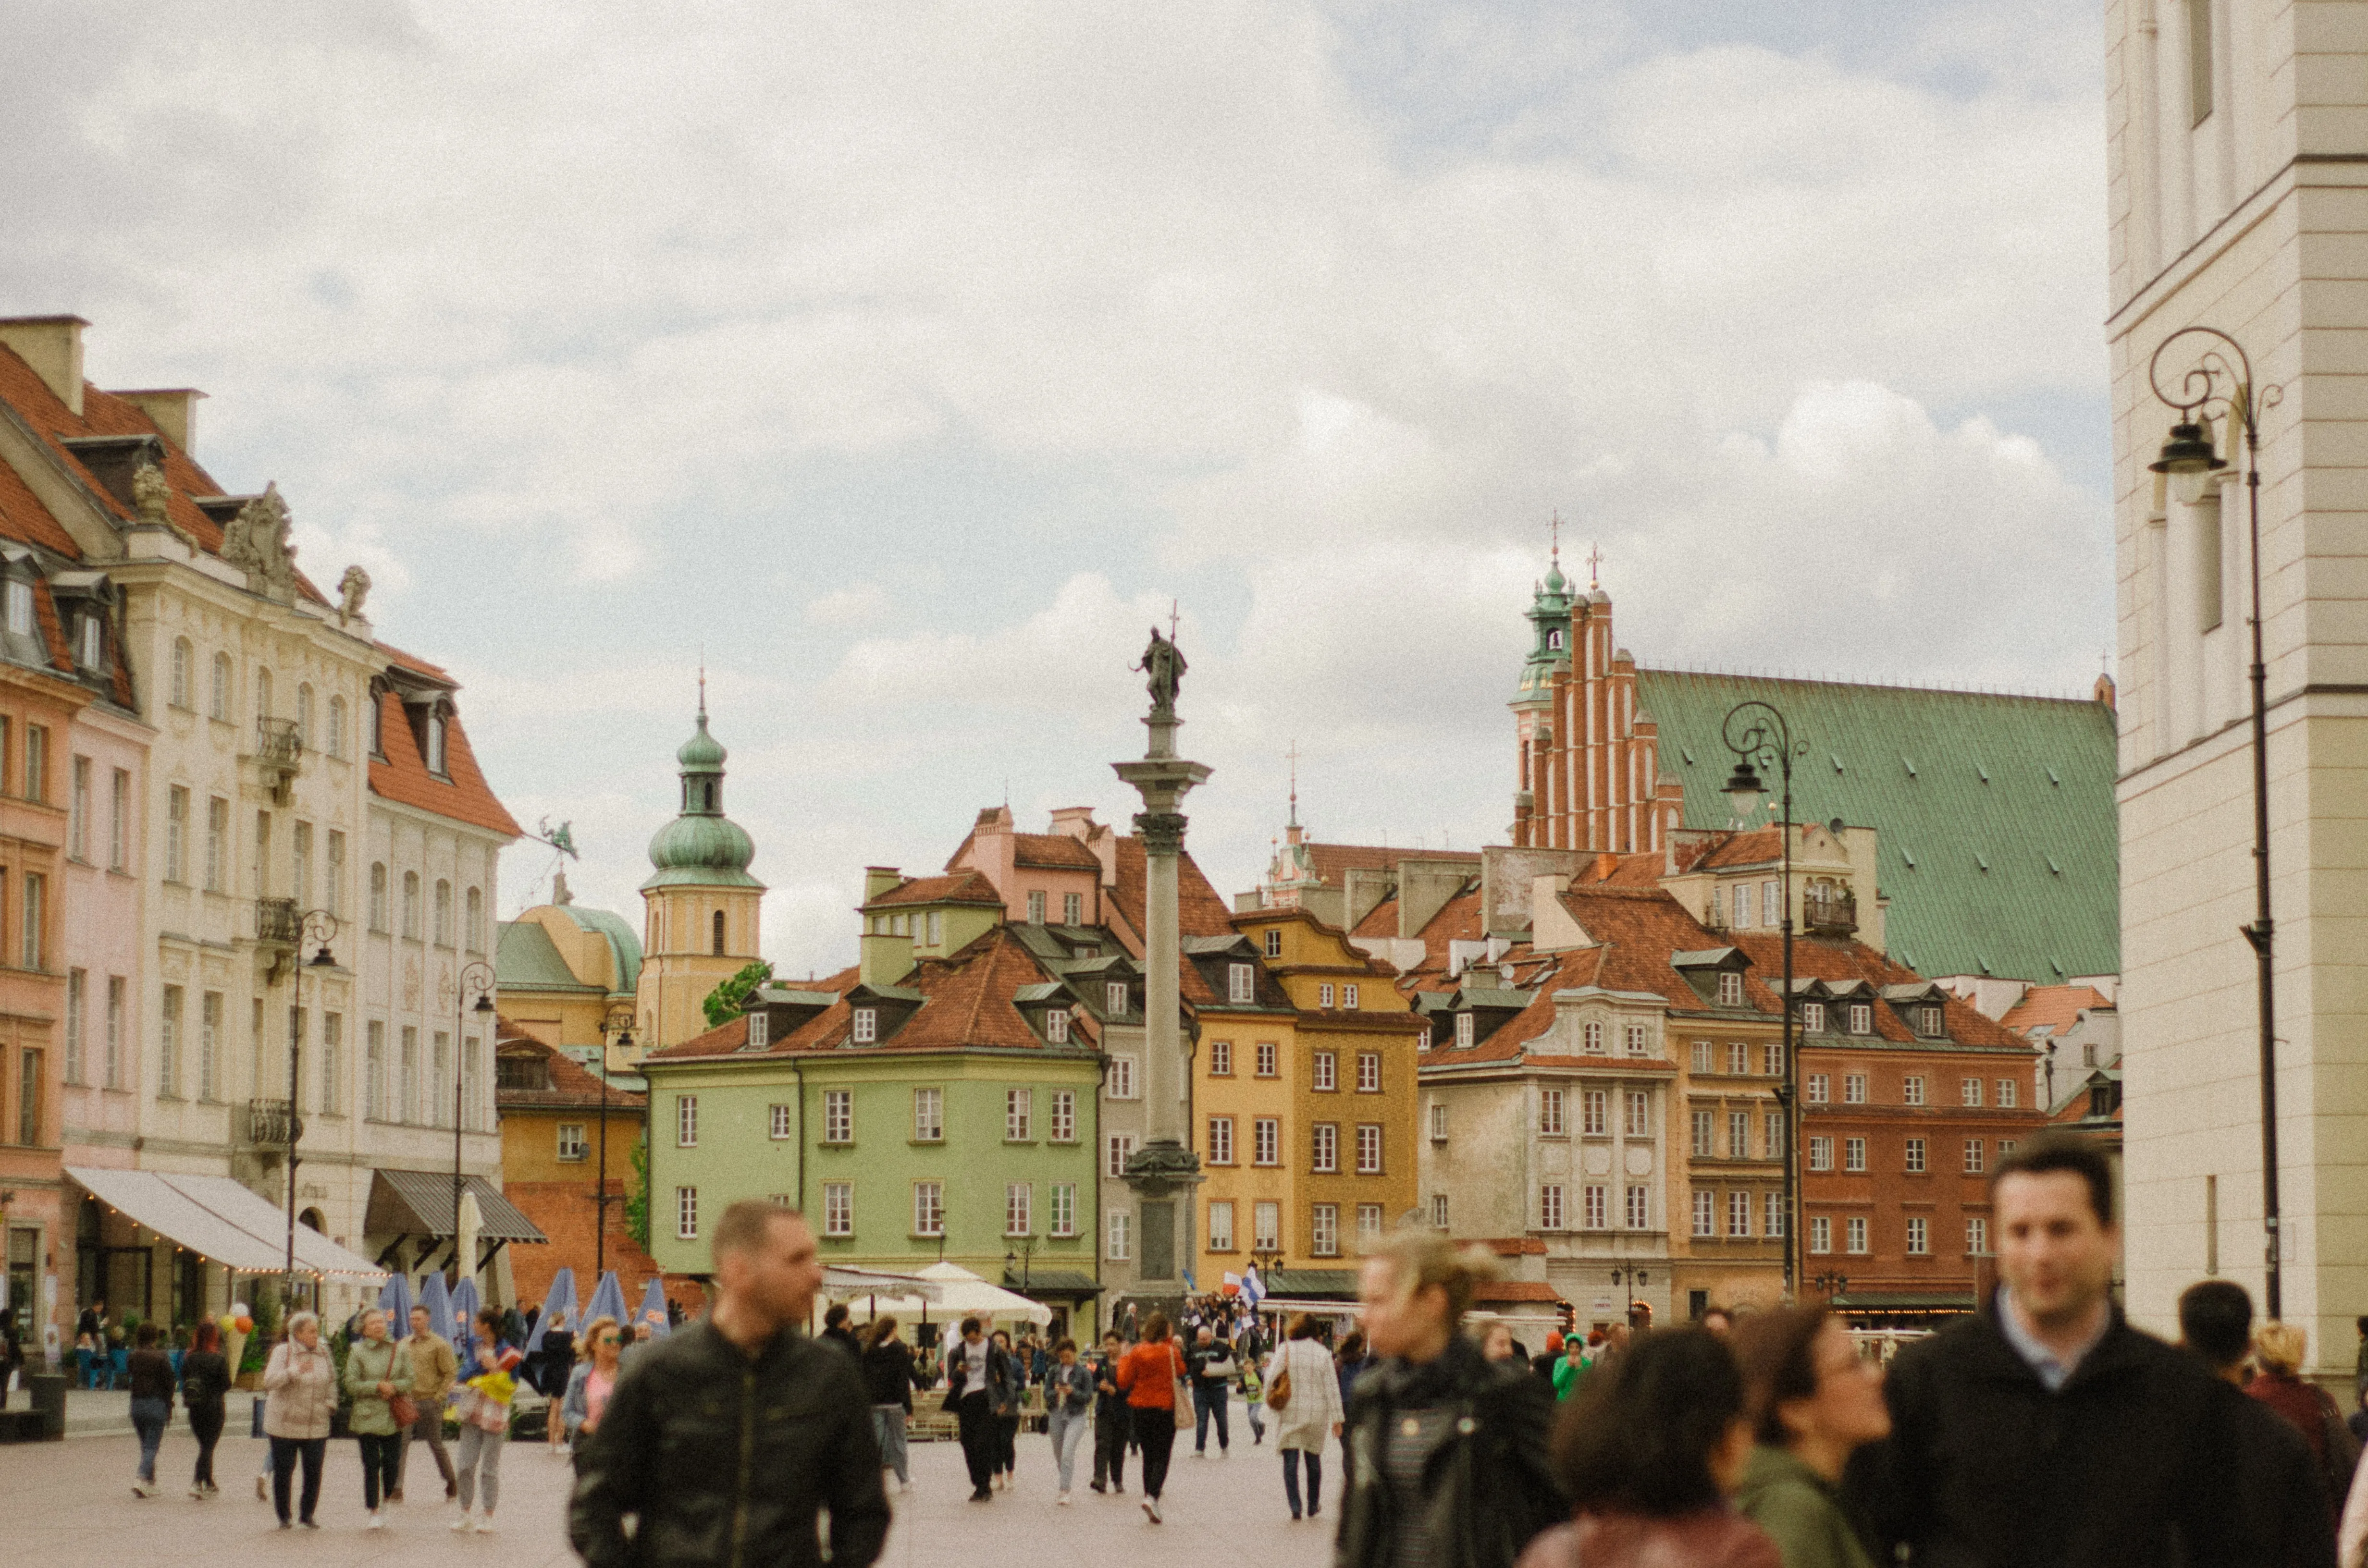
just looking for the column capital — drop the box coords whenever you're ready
[1133,810,1189,855]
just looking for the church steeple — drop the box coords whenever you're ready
[636,685,767,1050]
[1514,520,1573,710]
[644,693,760,892]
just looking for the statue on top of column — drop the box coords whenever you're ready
[1138,626,1186,722]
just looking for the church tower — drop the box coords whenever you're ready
[635,693,765,1050]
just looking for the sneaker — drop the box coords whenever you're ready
[1089,1482,1106,1494]
[1058,1492,1071,1506]
[388,1487,405,1504]
[968,1487,992,1503]
[257,1476,269,1502]
[277,1521,292,1531]
[451,1511,475,1532]
[300,1519,319,1530]
[188,1486,204,1500]
[1143,1497,1161,1524]
[472,1514,497,1534]
[131,1482,153,1498]
[366,1512,385,1531]
[1192,1449,1206,1458]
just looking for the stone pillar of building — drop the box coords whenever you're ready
[1112,630,1210,1300]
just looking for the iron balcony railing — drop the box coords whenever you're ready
[256,897,300,949]
[1802,888,1858,935]
[242,1098,299,1146]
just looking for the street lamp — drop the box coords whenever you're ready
[1609,1262,1649,1325]
[452,960,495,1285]
[2149,327,2286,1316]
[283,910,340,1311]
[1722,700,1805,1297]
[595,1000,637,1280]
[1005,1238,1035,1291]
[1812,1270,1849,1301]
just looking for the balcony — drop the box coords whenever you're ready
[257,897,300,949]
[242,1098,299,1147]
[251,718,302,802]
[1802,887,1857,936]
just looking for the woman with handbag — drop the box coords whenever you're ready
[1115,1311,1190,1524]
[180,1319,231,1498]
[1264,1313,1345,1520]
[450,1307,525,1534]
[987,1330,1024,1490]
[341,1308,413,1529]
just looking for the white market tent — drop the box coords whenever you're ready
[913,1261,1051,1326]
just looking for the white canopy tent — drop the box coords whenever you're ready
[913,1261,1052,1326]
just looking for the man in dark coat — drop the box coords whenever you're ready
[1850,1132,2255,1568]
[2178,1279,2335,1568]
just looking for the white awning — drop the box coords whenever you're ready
[67,1168,387,1280]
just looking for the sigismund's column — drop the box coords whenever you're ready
[1113,626,1210,1304]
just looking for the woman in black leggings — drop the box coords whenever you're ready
[179,1319,231,1496]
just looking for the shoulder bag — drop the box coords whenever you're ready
[1171,1345,1194,1430]
[1266,1348,1293,1412]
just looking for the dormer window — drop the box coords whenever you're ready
[1454,1012,1475,1049]
[746,1013,770,1050]
[1263,929,1281,958]
[1717,971,1744,1007]
[851,1007,878,1045]
[1801,1002,1825,1033]
[1849,1003,1873,1035]
[424,712,447,775]
[1106,982,1126,1016]
[1916,1004,1943,1038]
[76,615,101,669]
[1046,1009,1069,1044]
[4,580,31,638]
[1228,963,1254,1004]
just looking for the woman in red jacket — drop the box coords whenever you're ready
[1115,1313,1187,1524]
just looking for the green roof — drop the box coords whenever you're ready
[1636,670,2118,982]
[495,920,602,992]
[546,904,643,995]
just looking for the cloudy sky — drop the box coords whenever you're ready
[3,0,2113,972]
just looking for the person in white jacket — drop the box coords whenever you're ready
[261,1313,337,1530]
[1263,1314,1346,1520]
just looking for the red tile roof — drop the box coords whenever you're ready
[868,870,1004,908]
[367,649,521,838]
[2001,984,2112,1035]
[1725,930,2027,1051]
[493,1022,646,1111]
[1111,836,1236,939]
[1013,833,1103,871]
[1302,842,1481,886]
[1700,829,1784,869]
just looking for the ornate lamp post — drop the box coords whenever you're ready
[595,1000,637,1280]
[1722,702,1804,1297]
[1609,1262,1650,1324]
[452,960,495,1282]
[2146,326,2285,1315]
[283,911,339,1311]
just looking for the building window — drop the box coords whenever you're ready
[326,696,346,759]
[1063,892,1083,925]
[1809,1135,1833,1171]
[1906,1216,1929,1256]
[1692,1189,1714,1237]
[1905,1138,1926,1173]
[432,880,453,947]
[1308,1202,1340,1257]
[1540,1089,1566,1136]
[1967,1216,1989,1255]
[1005,1184,1032,1237]
[1319,983,1335,1008]
[1761,1043,1783,1076]
[69,756,88,860]
[766,1102,793,1140]
[157,985,182,1099]
[1999,1139,2018,1157]
[1692,1108,1714,1153]
[1838,1136,1866,1172]
[1106,1210,1131,1260]
[1801,1002,1825,1033]
[557,1124,587,1161]
[170,637,193,709]
[823,1089,852,1144]
[912,1087,942,1141]
[817,1182,852,1237]
[21,875,44,970]
[1583,1185,1607,1229]
[423,713,447,774]
[1718,972,1743,1006]
[1729,1110,1751,1159]
[1357,1051,1380,1092]
[1345,984,1360,1009]
[1263,928,1281,957]
[1843,1073,1867,1105]
[851,1007,877,1045]
[1254,1200,1280,1250]
[1996,1078,2019,1108]
[1626,1023,1649,1057]
[1848,1004,1872,1035]
[358,1017,378,1120]
[676,1187,699,1240]
[1430,1102,1448,1141]
[1582,1088,1607,1136]
[209,652,232,721]
[1106,1132,1136,1178]
[1626,1090,1651,1138]
[1255,1041,1278,1077]
[400,1027,419,1121]
[1916,1004,1943,1038]
[1766,1112,1785,1159]
[1208,1115,1234,1164]
[1254,1118,1280,1166]
[1209,1039,1232,1076]
[1045,1182,1079,1239]
[1734,883,1754,927]
[205,798,229,893]
[1626,1184,1648,1229]
[1356,1123,1382,1174]
[1455,1013,1475,1049]
[1044,1008,1069,1044]
[163,787,187,882]
[745,1013,770,1050]
[915,1182,944,1237]
[1961,1077,1983,1107]
[1107,1054,1136,1098]
[1106,981,1128,1017]
[1727,1042,1749,1075]
[1583,1021,1604,1054]
[926,911,942,946]
[1765,1192,1785,1237]
[1005,1088,1032,1141]
[1313,1051,1336,1091]
[1051,1088,1076,1142]
[62,969,85,1086]
[1964,1138,1985,1173]
[1418,1026,1431,1052]
[1312,1122,1339,1173]
[677,1095,698,1147]
[1540,1184,1564,1229]
[1846,1216,1868,1254]
[1357,1202,1384,1247]
[1806,1073,1829,1104]
[1903,1075,1925,1107]
[1027,890,1046,924]
[1430,1193,1449,1229]
[1691,1040,1713,1073]
[1809,1216,1831,1254]
[1228,963,1254,1003]
[1728,1191,1751,1237]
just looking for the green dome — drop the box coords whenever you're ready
[641,702,765,892]
[647,813,757,878]
[678,712,727,771]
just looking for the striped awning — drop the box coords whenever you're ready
[68,1167,387,1278]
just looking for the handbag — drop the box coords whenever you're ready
[1266,1358,1293,1412]
[1170,1347,1194,1430]
[388,1392,419,1429]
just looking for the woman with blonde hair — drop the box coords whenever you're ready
[2250,1321,2358,1526]
[1335,1233,1564,1568]
[559,1315,622,1452]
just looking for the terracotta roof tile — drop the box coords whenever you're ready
[493,1022,646,1111]
[1725,930,2027,1051]
[2001,984,2113,1035]
[1013,833,1103,871]
[1700,829,1784,869]
[1111,836,1235,940]
[1302,842,1481,886]
[869,870,1004,908]
[366,659,521,839]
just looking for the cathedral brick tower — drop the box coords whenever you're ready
[635,694,765,1049]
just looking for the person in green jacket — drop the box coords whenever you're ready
[341,1309,413,1530]
[1730,1307,1890,1568]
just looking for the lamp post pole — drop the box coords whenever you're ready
[284,911,340,1312]
[2146,327,2285,1316]
[596,1001,637,1281]
[454,961,496,1284]
[1722,702,1802,1298]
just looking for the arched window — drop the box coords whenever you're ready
[209,653,232,722]
[169,637,192,710]
[712,909,726,957]
[433,879,452,947]
[401,871,420,939]
[255,667,272,721]
[465,887,482,953]
[366,692,382,757]
[423,712,447,775]
[296,684,314,751]
[368,862,388,931]
[326,696,346,760]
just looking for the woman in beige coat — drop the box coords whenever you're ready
[1263,1314,1345,1520]
[261,1312,336,1529]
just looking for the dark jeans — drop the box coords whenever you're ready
[1282,1448,1323,1517]
[358,1431,402,1510]
[994,1411,1019,1475]
[1194,1383,1229,1452]
[1133,1405,1176,1500]
[188,1403,224,1487]
[956,1395,995,1492]
[130,1396,170,1481]
[270,1435,326,1524]
[1093,1407,1130,1488]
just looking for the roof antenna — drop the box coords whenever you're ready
[697,644,707,723]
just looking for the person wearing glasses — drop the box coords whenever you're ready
[560,1315,625,1451]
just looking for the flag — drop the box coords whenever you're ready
[1241,1266,1265,1308]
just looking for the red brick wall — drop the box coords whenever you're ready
[506,1179,703,1317]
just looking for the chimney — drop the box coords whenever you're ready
[859,928,914,990]
[863,866,903,901]
[1048,806,1098,840]
[0,316,88,416]
[113,388,205,454]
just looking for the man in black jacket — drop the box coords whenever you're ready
[1850,1133,2254,1568]
[2179,1279,2337,1568]
[569,1200,888,1568]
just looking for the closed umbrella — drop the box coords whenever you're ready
[452,1277,482,1365]
[584,1270,627,1332]
[456,1190,483,1293]
[636,1276,672,1338]
[526,1268,577,1355]
[376,1273,413,1329]
[419,1271,454,1343]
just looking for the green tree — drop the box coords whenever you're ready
[702,960,775,1028]
[625,1136,651,1250]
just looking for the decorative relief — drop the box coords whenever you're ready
[1583,1144,1613,1176]
[336,565,371,625]
[402,954,421,1014]
[161,951,190,980]
[221,483,298,603]
[1624,1144,1654,1176]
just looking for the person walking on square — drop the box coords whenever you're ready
[1116,1311,1187,1524]
[559,1316,625,1454]
[1045,1337,1096,1503]
[2250,1319,2362,1525]
[568,1200,888,1568]
[395,1302,458,1503]
[1090,1329,1132,1494]
[2177,1281,2335,1568]
[859,1316,918,1492]
[126,1322,175,1497]
[988,1328,1023,1488]
[341,1308,411,1530]
[1730,1306,1888,1568]
[449,1306,524,1533]
[947,1317,1000,1501]
[1264,1312,1344,1521]
[1189,1325,1236,1457]
[180,1319,230,1498]
[262,1311,336,1529]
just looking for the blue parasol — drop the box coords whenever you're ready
[636,1276,673,1338]
[419,1271,454,1343]
[452,1276,482,1362]
[376,1273,413,1329]
[584,1270,627,1332]
[526,1269,578,1354]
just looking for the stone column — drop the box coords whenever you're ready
[1113,661,1210,1300]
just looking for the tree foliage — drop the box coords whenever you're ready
[703,960,776,1028]
[625,1136,651,1251]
